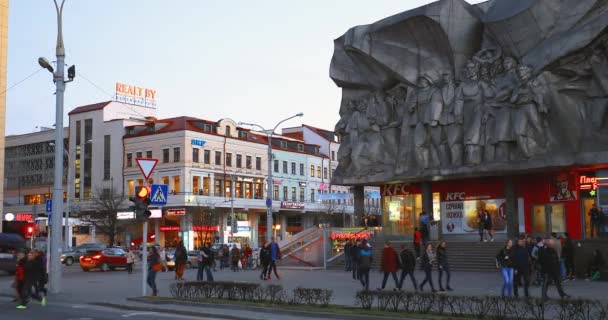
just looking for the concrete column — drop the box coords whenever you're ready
[154,219,159,245]
[353,186,365,227]
[208,174,215,196]
[280,214,287,240]
[219,213,227,243]
[249,212,258,247]
[421,182,433,217]
[504,176,519,239]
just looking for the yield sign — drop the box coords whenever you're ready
[136,158,158,180]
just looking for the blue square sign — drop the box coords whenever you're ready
[46,199,52,213]
[150,184,168,206]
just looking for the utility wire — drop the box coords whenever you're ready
[0,68,45,97]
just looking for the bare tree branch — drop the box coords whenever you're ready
[73,187,127,247]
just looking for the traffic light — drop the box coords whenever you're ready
[26,225,34,238]
[130,186,152,222]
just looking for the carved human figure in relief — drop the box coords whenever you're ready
[510,65,548,158]
[455,60,494,165]
[334,101,354,177]
[438,71,462,166]
[408,75,442,169]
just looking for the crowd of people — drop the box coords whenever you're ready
[12,249,47,309]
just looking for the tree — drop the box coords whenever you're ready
[191,199,220,249]
[74,187,127,247]
[314,199,347,227]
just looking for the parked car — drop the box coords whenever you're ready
[62,243,107,266]
[0,233,26,275]
[80,248,127,272]
[187,251,199,268]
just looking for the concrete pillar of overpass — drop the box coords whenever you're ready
[154,219,159,245]
[280,214,287,241]
[504,176,519,239]
[353,186,365,227]
[421,182,433,217]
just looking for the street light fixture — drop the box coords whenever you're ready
[238,112,304,243]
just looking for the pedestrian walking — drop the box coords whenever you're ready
[14,251,30,309]
[147,246,161,296]
[352,240,361,280]
[496,240,515,297]
[436,241,453,291]
[419,243,437,293]
[398,245,418,291]
[477,209,486,242]
[513,238,531,298]
[483,211,495,242]
[126,249,136,274]
[267,238,281,280]
[379,241,399,290]
[221,245,229,269]
[531,237,545,285]
[200,243,214,281]
[541,239,570,300]
[174,240,188,280]
[344,239,353,272]
[159,246,168,272]
[562,232,575,280]
[30,250,47,306]
[589,203,601,238]
[358,240,373,290]
[413,228,422,259]
[419,212,430,246]
[197,245,205,281]
[231,245,241,272]
[259,241,271,280]
[243,244,253,269]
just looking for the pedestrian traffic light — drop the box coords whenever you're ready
[130,186,152,222]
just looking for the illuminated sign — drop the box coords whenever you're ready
[191,139,206,147]
[166,208,186,216]
[280,201,305,209]
[4,213,14,221]
[192,226,219,232]
[160,226,180,232]
[579,175,597,191]
[381,183,409,196]
[273,180,282,185]
[115,82,157,108]
[149,209,162,219]
[117,211,135,220]
[15,213,34,222]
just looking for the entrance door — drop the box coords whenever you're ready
[582,198,596,238]
[531,203,566,236]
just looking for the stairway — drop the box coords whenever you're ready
[330,235,503,272]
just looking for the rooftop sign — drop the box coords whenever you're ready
[115,82,157,108]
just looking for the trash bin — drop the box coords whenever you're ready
[429,221,439,241]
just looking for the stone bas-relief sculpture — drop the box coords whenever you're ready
[330,0,608,185]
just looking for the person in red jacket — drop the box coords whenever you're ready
[380,241,400,290]
[413,228,422,259]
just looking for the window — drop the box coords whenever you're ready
[273,185,279,200]
[161,176,169,185]
[255,157,261,170]
[283,186,288,200]
[215,180,222,196]
[172,176,180,193]
[146,150,152,159]
[225,180,232,198]
[163,149,169,163]
[298,144,303,152]
[323,167,328,179]
[126,153,133,167]
[193,148,199,163]
[331,151,336,161]
[204,150,210,164]
[192,176,200,194]
[310,165,315,177]
[310,189,315,202]
[225,125,231,137]
[282,161,288,174]
[246,156,252,169]
[274,160,279,173]
[202,177,210,195]
[300,163,304,176]
[291,187,296,201]
[317,166,321,178]
[238,130,248,138]
[291,162,296,175]
[236,154,242,168]
[299,187,305,202]
[128,180,134,196]
[83,119,93,200]
[226,153,232,167]
[136,151,142,159]
[173,147,180,162]
[281,141,287,148]
[103,135,111,180]
[236,181,242,198]
[215,151,221,165]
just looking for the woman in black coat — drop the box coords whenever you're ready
[419,243,437,293]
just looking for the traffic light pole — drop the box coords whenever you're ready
[142,220,148,296]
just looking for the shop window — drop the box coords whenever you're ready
[236,182,242,198]
[161,176,169,185]
[531,204,566,235]
[225,180,232,198]
[245,182,252,199]
[214,180,222,197]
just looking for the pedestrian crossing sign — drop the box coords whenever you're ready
[150,184,168,205]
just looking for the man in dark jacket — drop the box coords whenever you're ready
[561,233,575,280]
[398,245,417,291]
[344,240,353,272]
[513,238,531,297]
[259,242,271,280]
[358,240,373,290]
[541,240,569,300]
[589,204,601,238]
[352,240,361,280]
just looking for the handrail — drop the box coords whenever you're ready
[281,230,321,256]
[278,227,318,249]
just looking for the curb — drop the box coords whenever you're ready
[120,297,419,320]
[93,301,250,320]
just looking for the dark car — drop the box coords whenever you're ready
[0,233,26,274]
[79,248,127,272]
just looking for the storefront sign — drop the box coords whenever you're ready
[166,208,186,216]
[3,213,34,222]
[4,213,14,221]
[381,183,409,196]
[117,211,135,220]
[280,201,305,209]
[317,193,352,201]
[192,226,219,232]
[160,226,180,232]
[191,139,206,147]
[441,197,507,234]
[115,82,157,108]
[226,226,251,232]
[331,231,372,240]
[149,208,162,219]
[273,179,282,185]
[580,174,598,197]
[388,201,400,221]
[298,182,307,187]
[550,173,577,202]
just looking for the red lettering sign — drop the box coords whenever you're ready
[381,183,409,196]
[15,213,34,222]
[160,226,180,232]
[192,226,219,232]
[579,174,597,190]
[165,208,186,216]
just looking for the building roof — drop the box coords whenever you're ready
[67,101,113,116]
[303,124,336,142]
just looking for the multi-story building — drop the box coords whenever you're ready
[0,0,9,232]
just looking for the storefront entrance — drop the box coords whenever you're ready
[531,203,566,236]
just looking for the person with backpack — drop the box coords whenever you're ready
[496,240,515,297]
[358,240,373,290]
[419,243,437,292]
[436,241,453,291]
[398,244,418,291]
[379,241,399,290]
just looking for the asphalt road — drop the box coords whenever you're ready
[0,296,225,320]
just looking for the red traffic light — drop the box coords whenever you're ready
[136,186,151,199]
[27,226,34,235]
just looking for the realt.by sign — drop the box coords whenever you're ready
[115,82,157,108]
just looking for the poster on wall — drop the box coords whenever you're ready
[550,173,577,202]
[388,201,400,221]
[441,198,507,234]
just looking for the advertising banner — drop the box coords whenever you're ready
[441,197,507,234]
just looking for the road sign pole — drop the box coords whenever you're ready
[142,220,148,296]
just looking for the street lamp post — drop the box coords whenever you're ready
[239,112,303,243]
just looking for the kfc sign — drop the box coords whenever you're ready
[445,192,465,201]
[381,183,409,196]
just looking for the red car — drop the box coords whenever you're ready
[80,248,128,272]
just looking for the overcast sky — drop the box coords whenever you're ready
[5,0,484,136]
